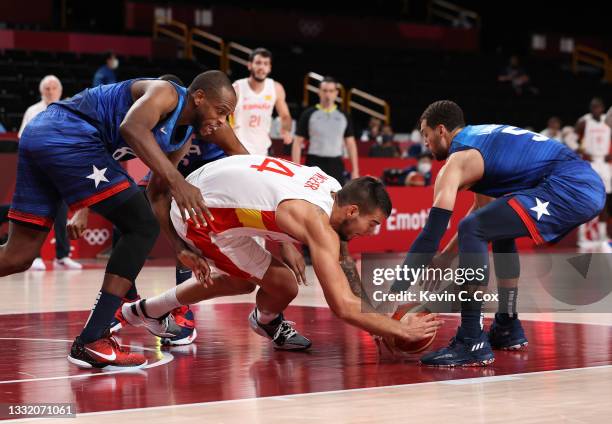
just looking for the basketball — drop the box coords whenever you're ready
[386,303,438,354]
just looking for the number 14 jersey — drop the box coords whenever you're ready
[170,155,342,243]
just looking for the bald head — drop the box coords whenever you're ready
[189,70,235,102]
[187,70,236,137]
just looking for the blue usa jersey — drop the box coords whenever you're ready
[56,79,193,161]
[139,138,227,186]
[449,125,605,244]
[450,125,578,198]
[10,79,194,227]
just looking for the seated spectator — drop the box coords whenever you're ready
[92,51,119,87]
[381,123,394,143]
[406,124,428,158]
[382,152,433,186]
[498,55,538,96]
[369,136,399,158]
[0,121,6,133]
[540,116,563,140]
[360,116,382,143]
[404,152,433,186]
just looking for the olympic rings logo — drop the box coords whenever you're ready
[82,229,110,246]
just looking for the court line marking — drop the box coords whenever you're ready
[5,363,610,422]
[0,338,173,384]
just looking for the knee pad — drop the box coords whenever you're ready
[99,191,161,282]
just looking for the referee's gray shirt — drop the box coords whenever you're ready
[296,104,354,157]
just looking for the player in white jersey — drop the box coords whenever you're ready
[121,155,441,350]
[232,48,293,155]
[576,97,612,245]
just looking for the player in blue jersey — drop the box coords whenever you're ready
[0,71,238,369]
[391,100,605,367]
[107,74,249,346]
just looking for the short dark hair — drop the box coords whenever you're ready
[104,51,115,61]
[337,176,392,217]
[159,74,184,86]
[188,70,235,101]
[420,100,465,131]
[418,152,434,160]
[249,47,272,62]
[320,76,337,88]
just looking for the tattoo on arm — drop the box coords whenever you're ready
[339,241,363,297]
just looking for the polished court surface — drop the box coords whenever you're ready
[1,262,611,423]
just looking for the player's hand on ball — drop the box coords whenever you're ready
[398,312,443,342]
[67,208,89,240]
[177,249,211,285]
[280,242,307,285]
[171,177,213,228]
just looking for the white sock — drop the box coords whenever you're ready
[256,308,279,324]
[578,224,586,242]
[598,222,608,241]
[144,286,181,318]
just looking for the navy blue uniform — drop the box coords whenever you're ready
[10,79,192,228]
[139,137,227,186]
[450,125,606,244]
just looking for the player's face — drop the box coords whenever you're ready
[248,55,271,82]
[591,101,604,118]
[41,80,62,104]
[319,82,338,106]
[420,119,450,160]
[192,89,236,137]
[337,206,385,241]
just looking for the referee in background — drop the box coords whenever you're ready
[292,76,359,184]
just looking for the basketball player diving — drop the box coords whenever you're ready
[120,155,442,351]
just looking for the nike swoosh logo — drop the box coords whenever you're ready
[86,347,116,361]
[160,127,167,134]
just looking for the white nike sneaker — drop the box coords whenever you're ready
[29,257,46,271]
[121,299,181,338]
[54,257,83,270]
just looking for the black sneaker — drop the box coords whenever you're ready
[420,327,494,367]
[248,309,312,351]
[488,314,529,350]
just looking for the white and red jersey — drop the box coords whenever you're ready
[232,78,277,155]
[171,155,342,250]
[581,113,611,159]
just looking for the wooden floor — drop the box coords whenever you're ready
[1,262,611,423]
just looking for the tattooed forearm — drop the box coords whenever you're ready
[339,241,363,297]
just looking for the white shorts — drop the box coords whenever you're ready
[590,160,611,194]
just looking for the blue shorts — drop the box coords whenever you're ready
[9,105,139,228]
[507,160,606,244]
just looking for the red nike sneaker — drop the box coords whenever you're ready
[67,332,147,370]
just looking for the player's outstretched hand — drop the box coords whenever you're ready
[397,313,443,342]
[177,249,211,286]
[67,208,89,240]
[280,242,307,285]
[170,178,214,228]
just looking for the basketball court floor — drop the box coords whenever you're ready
[1,256,611,423]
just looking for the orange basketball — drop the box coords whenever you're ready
[386,303,437,354]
